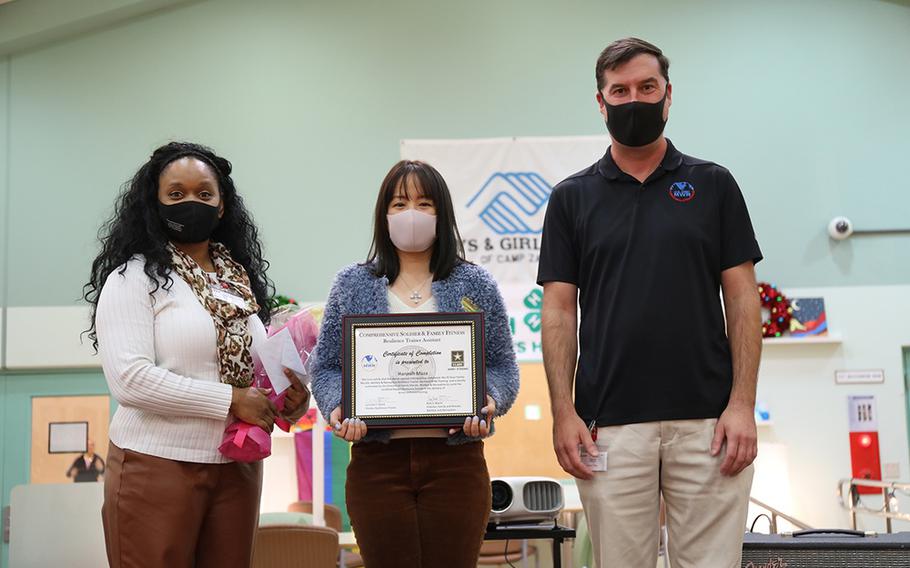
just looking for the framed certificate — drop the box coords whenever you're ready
[342,312,486,428]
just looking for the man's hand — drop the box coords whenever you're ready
[553,407,598,480]
[711,403,757,476]
[541,282,592,479]
[717,261,761,476]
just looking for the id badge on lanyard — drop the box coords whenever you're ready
[580,419,608,472]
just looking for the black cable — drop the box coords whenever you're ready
[503,538,518,568]
[750,513,772,533]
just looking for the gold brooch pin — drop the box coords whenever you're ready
[461,296,480,312]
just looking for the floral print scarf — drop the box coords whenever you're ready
[169,242,260,388]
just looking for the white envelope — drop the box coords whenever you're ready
[255,327,309,395]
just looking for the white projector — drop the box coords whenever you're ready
[489,477,564,526]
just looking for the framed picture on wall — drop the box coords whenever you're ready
[789,297,828,337]
[47,421,88,453]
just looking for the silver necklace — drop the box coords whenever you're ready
[398,273,433,304]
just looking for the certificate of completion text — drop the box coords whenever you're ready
[351,323,476,418]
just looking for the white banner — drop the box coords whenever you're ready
[401,136,609,362]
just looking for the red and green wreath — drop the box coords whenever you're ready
[758,282,792,338]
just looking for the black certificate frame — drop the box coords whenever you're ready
[341,312,487,428]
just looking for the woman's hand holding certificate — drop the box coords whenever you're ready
[449,395,496,437]
[330,406,369,442]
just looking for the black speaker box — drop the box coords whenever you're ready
[742,530,910,567]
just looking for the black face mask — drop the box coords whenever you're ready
[603,93,668,147]
[157,201,220,243]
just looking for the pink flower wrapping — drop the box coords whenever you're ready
[219,308,319,462]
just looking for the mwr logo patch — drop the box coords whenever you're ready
[361,354,378,370]
[669,181,696,202]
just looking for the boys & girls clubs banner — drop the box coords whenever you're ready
[401,136,610,362]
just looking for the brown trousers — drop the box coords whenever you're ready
[101,443,262,568]
[346,438,492,568]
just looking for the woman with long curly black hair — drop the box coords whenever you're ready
[84,142,309,568]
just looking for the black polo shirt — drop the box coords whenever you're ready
[537,139,762,427]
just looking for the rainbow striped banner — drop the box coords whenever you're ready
[293,411,351,530]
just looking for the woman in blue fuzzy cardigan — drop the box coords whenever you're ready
[311,160,519,568]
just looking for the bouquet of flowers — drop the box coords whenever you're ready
[219,304,320,462]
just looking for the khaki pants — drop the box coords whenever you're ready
[101,443,262,568]
[577,419,753,568]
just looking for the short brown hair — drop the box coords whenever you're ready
[595,37,670,91]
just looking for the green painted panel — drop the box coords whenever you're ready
[0,372,109,568]
[904,348,910,469]
[1,55,8,367]
[330,434,350,531]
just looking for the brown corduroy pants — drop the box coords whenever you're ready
[346,438,492,568]
[101,443,262,568]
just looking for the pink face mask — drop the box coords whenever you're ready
[387,209,437,252]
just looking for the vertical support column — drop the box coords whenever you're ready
[311,406,325,527]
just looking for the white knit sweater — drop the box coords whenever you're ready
[96,257,255,463]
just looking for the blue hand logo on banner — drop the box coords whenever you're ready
[466,172,553,235]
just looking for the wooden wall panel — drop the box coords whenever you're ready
[30,395,110,484]
[484,363,568,480]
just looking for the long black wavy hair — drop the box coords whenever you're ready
[83,141,274,350]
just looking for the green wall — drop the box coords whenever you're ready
[1,0,908,309]
[905,347,910,472]
[1,54,8,364]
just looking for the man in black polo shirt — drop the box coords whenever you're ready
[539,38,762,568]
